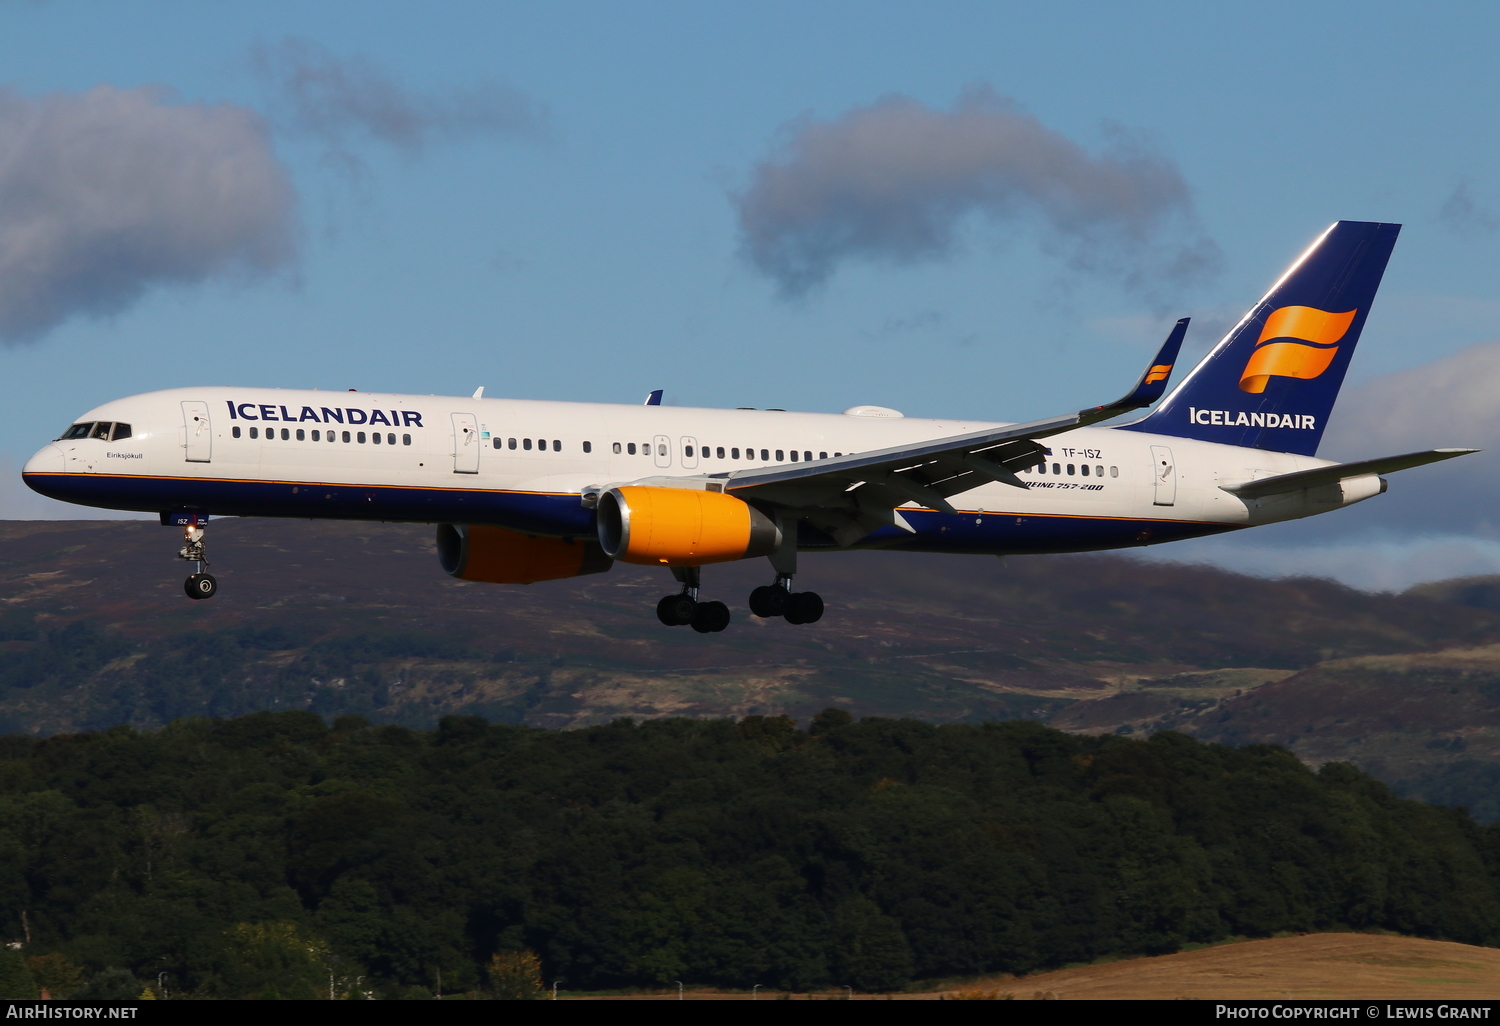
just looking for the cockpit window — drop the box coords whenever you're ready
[110,423,132,441]
[59,423,93,440]
[91,422,113,440]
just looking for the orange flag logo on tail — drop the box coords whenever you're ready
[1143,364,1173,384]
[1238,306,1357,393]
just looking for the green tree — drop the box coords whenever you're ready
[0,947,37,999]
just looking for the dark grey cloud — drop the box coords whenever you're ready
[0,85,297,344]
[735,85,1220,299]
[1438,180,1499,237]
[253,37,547,160]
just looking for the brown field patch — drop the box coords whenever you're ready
[568,934,1500,999]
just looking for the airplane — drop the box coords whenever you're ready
[22,220,1476,633]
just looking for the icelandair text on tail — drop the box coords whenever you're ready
[1190,408,1316,430]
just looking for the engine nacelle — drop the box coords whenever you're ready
[436,523,612,584]
[596,486,781,566]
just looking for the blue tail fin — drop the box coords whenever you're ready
[1119,220,1400,456]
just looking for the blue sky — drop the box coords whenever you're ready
[1,1,1497,589]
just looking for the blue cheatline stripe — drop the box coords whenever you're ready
[25,472,1236,555]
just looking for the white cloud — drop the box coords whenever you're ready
[1131,533,1500,593]
[0,84,298,343]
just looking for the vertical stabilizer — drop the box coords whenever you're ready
[1119,220,1400,456]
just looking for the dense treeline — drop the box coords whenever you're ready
[2,711,1500,998]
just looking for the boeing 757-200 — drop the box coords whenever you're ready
[22,220,1476,632]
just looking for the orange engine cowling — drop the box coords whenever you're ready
[436,523,613,584]
[596,486,781,566]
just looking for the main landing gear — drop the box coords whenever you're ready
[178,520,217,600]
[749,575,824,624]
[656,566,730,633]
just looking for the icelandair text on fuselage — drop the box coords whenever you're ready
[225,401,423,428]
[6,1008,137,1019]
[1216,1008,1491,1019]
[1190,408,1316,430]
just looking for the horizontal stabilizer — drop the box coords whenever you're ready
[1221,448,1479,500]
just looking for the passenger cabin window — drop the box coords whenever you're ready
[1110,466,1118,477]
[1096,465,1104,477]
[819,452,827,460]
[232,426,241,438]
[492,438,501,449]
[342,431,351,443]
[508,438,516,450]
[583,441,592,453]
[731,448,740,459]
[612,442,621,454]
[760,449,769,461]
[403,434,412,446]
[627,442,636,455]
[372,432,382,444]
[250,427,259,439]
[524,438,532,450]
[775,450,784,461]
[717,447,725,458]
[296,429,305,441]
[312,430,320,441]
[553,439,561,452]
[1080,464,1089,476]
[790,450,798,462]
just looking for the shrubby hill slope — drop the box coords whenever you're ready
[3,711,1499,997]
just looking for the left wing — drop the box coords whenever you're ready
[722,319,1189,546]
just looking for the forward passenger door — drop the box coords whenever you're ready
[181,401,212,463]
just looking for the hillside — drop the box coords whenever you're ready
[10,518,1500,815]
[3,519,1500,738]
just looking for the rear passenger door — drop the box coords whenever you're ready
[1150,445,1176,506]
[452,413,480,473]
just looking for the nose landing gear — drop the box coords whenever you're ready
[177,520,217,600]
[655,566,730,633]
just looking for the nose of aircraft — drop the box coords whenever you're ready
[23,444,64,479]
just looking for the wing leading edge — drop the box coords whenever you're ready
[723,319,1190,547]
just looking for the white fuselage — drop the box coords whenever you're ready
[23,386,1376,555]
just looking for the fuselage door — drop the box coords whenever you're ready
[452,413,480,474]
[653,434,671,469]
[1150,444,1176,506]
[181,401,212,463]
[679,436,699,470]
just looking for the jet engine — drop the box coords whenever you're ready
[596,486,780,566]
[436,523,612,584]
